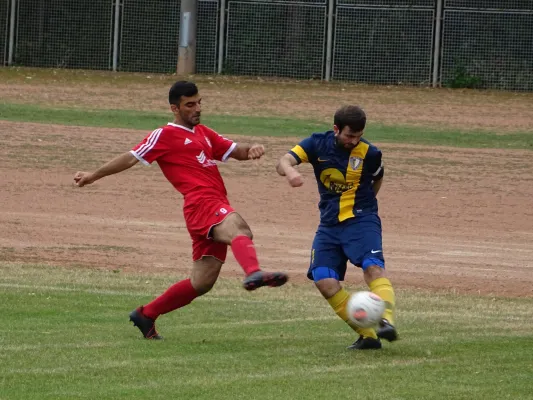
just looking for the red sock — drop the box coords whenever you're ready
[142,278,198,320]
[231,235,261,276]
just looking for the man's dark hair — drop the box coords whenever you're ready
[334,105,366,133]
[169,81,198,105]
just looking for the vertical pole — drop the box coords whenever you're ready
[177,0,198,75]
[324,0,334,81]
[7,0,17,65]
[112,0,121,71]
[217,0,226,74]
[432,0,443,87]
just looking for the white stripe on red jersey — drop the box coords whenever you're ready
[137,128,163,158]
[130,124,236,204]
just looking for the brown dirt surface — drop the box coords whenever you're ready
[1,113,532,298]
[2,67,533,132]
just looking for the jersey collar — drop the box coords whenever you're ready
[167,122,195,133]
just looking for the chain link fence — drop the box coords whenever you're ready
[1,0,8,65]
[224,1,326,79]
[196,0,219,74]
[119,0,217,74]
[338,0,435,6]
[2,0,533,90]
[119,0,180,73]
[445,0,533,10]
[333,1,435,84]
[440,2,533,90]
[14,0,113,69]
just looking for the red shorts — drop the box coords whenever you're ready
[184,198,235,262]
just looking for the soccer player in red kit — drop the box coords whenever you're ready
[74,81,288,339]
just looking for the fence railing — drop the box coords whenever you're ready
[2,0,532,90]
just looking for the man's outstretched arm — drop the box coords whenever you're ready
[228,143,265,161]
[74,151,139,187]
[276,153,303,187]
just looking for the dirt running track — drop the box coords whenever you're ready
[1,119,532,298]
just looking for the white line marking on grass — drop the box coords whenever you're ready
[179,316,337,329]
[175,358,448,387]
[1,341,125,352]
[0,283,143,296]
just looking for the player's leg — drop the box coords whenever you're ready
[211,212,288,290]
[342,214,397,342]
[310,227,381,350]
[362,262,397,342]
[129,239,226,339]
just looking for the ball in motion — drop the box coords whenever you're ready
[346,291,385,328]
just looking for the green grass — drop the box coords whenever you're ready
[1,263,532,400]
[0,103,329,138]
[1,102,532,149]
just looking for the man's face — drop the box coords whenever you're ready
[334,125,364,151]
[172,94,202,126]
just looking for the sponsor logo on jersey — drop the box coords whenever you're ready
[196,151,217,167]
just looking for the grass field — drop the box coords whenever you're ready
[1,68,533,400]
[2,263,532,400]
[1,103,532,149]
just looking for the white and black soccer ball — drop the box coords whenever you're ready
[346,291,385,328]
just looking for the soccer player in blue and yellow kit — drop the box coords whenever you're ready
[276,105,397,349]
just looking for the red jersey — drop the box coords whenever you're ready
[130,123,236,205]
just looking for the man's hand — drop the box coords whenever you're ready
[286,169,303,187]
[248,144,265,160]
[276,153,303,187]
[73,152,138,188]
[74,171,96,187]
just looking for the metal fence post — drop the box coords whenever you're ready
[177,0,198,75]
[7,0,17,65]
[432,0,443,87]
[324,0,334,81]
[112,0,121,71]
[217,0,226,74]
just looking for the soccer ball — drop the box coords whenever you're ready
[346,291,385,328]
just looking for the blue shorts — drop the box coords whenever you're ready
[307,213,385,281]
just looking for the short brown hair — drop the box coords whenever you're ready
[169,81,198,105]
[334,105,366,133]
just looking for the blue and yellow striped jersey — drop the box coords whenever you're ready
[289,131,384,226]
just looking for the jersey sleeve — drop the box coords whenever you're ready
[130,128,168,165]
[204,127,237,162]
[288,137,315,164]
[367,149,384,181]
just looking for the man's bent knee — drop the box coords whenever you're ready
[363,265,386,284]
[212,213,253,244]
[314,268,342,300]
[235,225,253,240]
[190,257,223,295]
[193,281,216,296]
